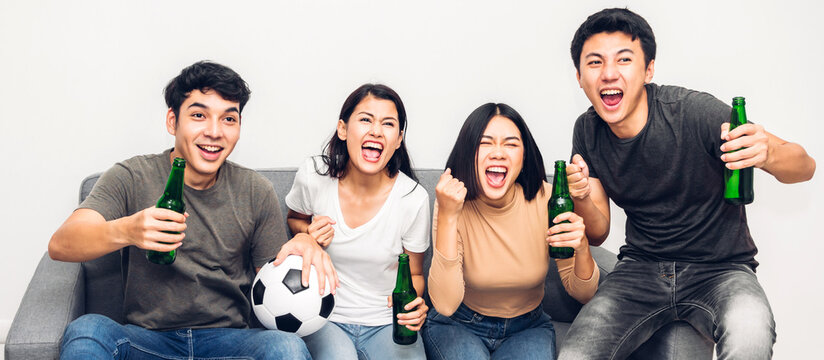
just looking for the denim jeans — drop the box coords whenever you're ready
[60,314,311,359]
[302,321,425,360]
[558,259,776,360]
[422,303,556,360]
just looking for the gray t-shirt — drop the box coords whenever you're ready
[80,149,285,330]
[571,84,757,268]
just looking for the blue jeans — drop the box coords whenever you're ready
[60,314,311,359]
[558,259,776,360]
[422,303,556,360]
[302,321,425,360]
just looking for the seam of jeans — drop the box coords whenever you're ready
[609,306,673,360]
[128,342,189,360]
[423,327,447,360]
[671,262,678,314]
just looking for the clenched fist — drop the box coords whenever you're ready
[566,154,591,200]
[435,168,467,217]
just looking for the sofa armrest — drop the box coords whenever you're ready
[5,252,85,360]
[590,245,618,273]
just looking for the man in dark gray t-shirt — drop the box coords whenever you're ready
[557,9,815,360]
[50,61,337,360]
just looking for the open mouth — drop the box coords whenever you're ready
[485,166,507,188]
[600,89,623,108]
[197,144,223,159]
[361,141,383,162]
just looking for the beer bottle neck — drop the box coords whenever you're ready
[552,162,570,197]
[394,257,412,292]
[164,163,185,200]
[731,97,747,128]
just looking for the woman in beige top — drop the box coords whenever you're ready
[421,103,599,360]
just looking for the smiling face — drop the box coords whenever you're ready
[475,115,524,203]
[577,31,655,138]
[166,89,241,189]
[336,95,403,177]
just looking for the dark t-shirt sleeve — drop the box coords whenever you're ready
[571,111,599,179]
[683,91,732,160]
[250,178,286,268]
[79,163,133,221]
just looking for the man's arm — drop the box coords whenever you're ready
[49,207,186,262]
[721,123,815,183]
[567,154,611,246]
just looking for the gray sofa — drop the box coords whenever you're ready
[6,168,714,359]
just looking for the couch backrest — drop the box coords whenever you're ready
[79,168,593,324]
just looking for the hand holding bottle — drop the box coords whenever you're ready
[546,211,588,253]
[116,207,186,252]
[387,295,428,331]
[720,122,770,170]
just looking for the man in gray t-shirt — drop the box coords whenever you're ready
[50,61,337,360]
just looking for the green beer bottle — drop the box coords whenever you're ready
[549,160,575,259]
[723,97,754,205]
[147,157,186,265]
[392,253,417,345]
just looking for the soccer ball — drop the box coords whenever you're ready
[251,255,335,337]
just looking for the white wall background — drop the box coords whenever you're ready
[1,0,820,358]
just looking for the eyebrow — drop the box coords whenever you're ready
[584,48,634,58]
[187,102,239,114]
[481,135,522,142]
[358,111,397,121]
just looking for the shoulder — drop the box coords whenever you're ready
[107,151,169,181]
[395,172,429,206]
[650,83,727,110]
[223,160,276,195]
[574,107,600,131]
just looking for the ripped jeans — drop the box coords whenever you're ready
[558,258,775,360]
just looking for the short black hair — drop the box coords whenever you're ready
[570,8,656,72]
[163,61,251,118]
[319,83,416,181]
[445,103,545,202]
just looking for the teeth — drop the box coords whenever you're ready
[363,142,383,150]
[600,89,622,96]
[200,145,221,152]
[486,166,507,173]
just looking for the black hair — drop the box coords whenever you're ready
[163,61,251,118]
[570,8,656,72]
[444,103,545,202]
[319,84,417,182]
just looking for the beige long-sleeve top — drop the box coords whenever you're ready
[428,183,599,318]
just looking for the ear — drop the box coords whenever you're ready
[336,119,347,141]
[166,108,177,135]
[396,129,403,150]
[576,70,582,88]
[644,59,655,84]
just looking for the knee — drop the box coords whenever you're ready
[253,330,310,360]
[718,294,775,341]
[63,314,121,343]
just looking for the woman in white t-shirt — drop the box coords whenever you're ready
[285,84,430,360]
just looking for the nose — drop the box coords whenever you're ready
[489,144,506,159]
[601,61,619,82]
[369,122,381,137]
[203,117,222,138]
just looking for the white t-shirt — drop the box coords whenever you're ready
[285,157,431,325]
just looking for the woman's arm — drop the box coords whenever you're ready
[547,211,600,303]
[286,209,335,247]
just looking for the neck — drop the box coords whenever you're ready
[340,162,393,194]
[480,183,517,208]
[607,86,649,139]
